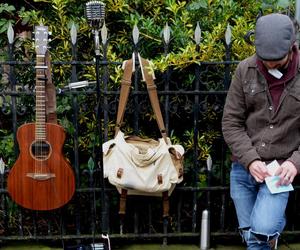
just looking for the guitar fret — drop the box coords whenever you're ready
[35,54,47,140]
[35,65,48,69]
[34,35,48,141]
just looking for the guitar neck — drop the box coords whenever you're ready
[35,55,47,140]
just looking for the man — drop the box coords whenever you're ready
[222,13,299,249]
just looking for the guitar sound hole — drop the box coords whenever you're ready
[31,140,51,160]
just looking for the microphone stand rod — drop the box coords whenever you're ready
[93,26,108,234]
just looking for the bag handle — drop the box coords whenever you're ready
[114,55,168,143]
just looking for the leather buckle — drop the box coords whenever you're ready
[117,168,123,178]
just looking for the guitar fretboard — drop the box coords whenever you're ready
[35,55,47,140]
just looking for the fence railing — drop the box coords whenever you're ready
[0,23,300,248]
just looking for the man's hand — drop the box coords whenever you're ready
[249,160,270,182]
[275,161,297,186]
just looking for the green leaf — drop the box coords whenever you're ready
[0,3,15,14]
[187,0,208,11]
[262,0,275,4]
[0,24,7,34]
[277,0,290,8]
[5,5,16,13]
[0,19,7,26]
[21,17,30,26]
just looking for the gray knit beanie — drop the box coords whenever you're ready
[255,13,296,60]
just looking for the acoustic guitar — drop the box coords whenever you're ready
[7,25,75,210]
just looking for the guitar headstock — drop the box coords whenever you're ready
[34,25,49,56]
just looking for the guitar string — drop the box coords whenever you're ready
[36,55,45,176]
[37,52,61,206]
[36,51,59,207]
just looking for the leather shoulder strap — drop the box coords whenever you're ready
[140,58,167,142]
[114,59,133,136]
[115,56,168,143]
[45,51,57,124]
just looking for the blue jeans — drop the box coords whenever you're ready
[230,162,289,250]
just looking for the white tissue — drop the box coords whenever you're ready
[268,69,283,79]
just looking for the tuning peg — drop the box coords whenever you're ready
[48,31,52,42]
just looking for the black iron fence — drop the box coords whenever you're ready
[0,24,300,248]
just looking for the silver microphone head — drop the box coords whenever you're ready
[85,1,105,28]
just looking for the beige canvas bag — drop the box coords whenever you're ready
[103,55,184,217]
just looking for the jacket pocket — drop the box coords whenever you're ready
[243,80,266,109]
[289,89,300,102]
[284,88,300,117]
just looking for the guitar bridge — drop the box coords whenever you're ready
[26,173,56,180]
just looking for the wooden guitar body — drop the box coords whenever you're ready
[7,122,75,210]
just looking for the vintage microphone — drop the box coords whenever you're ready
[85,1,110,248]
[85,1,106,55]
[85,1,105,27]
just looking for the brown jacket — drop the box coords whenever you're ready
[222,54,300,171]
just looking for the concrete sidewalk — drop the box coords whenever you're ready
[116,243,300,250]
[2,242,300,249]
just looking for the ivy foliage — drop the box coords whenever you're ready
[0,0,295,68]
[0,0,295,181]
